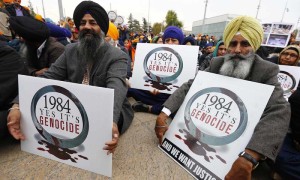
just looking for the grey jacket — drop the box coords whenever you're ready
[164,54,290,161]
[41,42,134,134]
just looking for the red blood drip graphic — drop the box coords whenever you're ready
[36,140,88,163]
[175,129,226,164]
[78,155,88,160]
[144,79,181,91]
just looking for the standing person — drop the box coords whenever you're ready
[210,35,217,46]
[9,16,65,76]
[7,1,134,154]
[5,0,31,17]
[155,16,290,179]
[118,24,129,46]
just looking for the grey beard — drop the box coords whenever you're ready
[78,32,104,67]
[219,52,255,79]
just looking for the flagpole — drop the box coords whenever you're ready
[41,0,46,18]
[281,0,288,23]
[255,0,262,19]
[202,0,208,33]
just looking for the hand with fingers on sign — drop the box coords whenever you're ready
[155,112,169,144]
[103,122,119,155]
[7,103,25,140]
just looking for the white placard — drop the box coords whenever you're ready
[261,22,294,48]
[278,65,300,100]
[19,75,113,177]
[160,71,274,180]
[130,43,198,94]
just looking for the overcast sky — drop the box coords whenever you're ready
[23,0,300,30]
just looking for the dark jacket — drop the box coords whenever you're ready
[290,88,300,143]
[23,37,65,75]
[5,4,31,17]
[0,44,28,110]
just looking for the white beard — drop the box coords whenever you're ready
[219,52,255,79]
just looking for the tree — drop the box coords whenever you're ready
[152,23,164,35]
[127,13,134,31]
[165,10,183,28]
[132,19,142,33]
[142,17,148,32]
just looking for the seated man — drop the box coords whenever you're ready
[9,16,65,76]
[128,26,184,115]
[0,44,28,139]
[7,1,134,154]
[155,16,290,179]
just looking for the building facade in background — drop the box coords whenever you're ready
[192,14,239,39]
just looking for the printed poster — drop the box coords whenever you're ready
[159,71,274,180]
[19,75,113,177]
[262,22,294,48]
[278,65,300,100]
[130,43,198,94]
[296,29,300,41]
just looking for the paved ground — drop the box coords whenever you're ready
[0,98,194,180]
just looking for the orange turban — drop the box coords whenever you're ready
[3,0,13,3]
[107,21,119,41]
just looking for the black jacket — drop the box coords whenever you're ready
[0,44,28,110]
[5,4,31,17]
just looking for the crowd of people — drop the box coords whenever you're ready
[1,0,300,179]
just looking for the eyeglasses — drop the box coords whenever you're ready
[281,52,298,59]
[229,40,251,47]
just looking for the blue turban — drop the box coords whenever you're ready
[46,22,72,38]
[183,36,196,45]
[162,26,184,44]
[204,42,213,48]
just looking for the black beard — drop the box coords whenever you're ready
[78,29,103,66]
